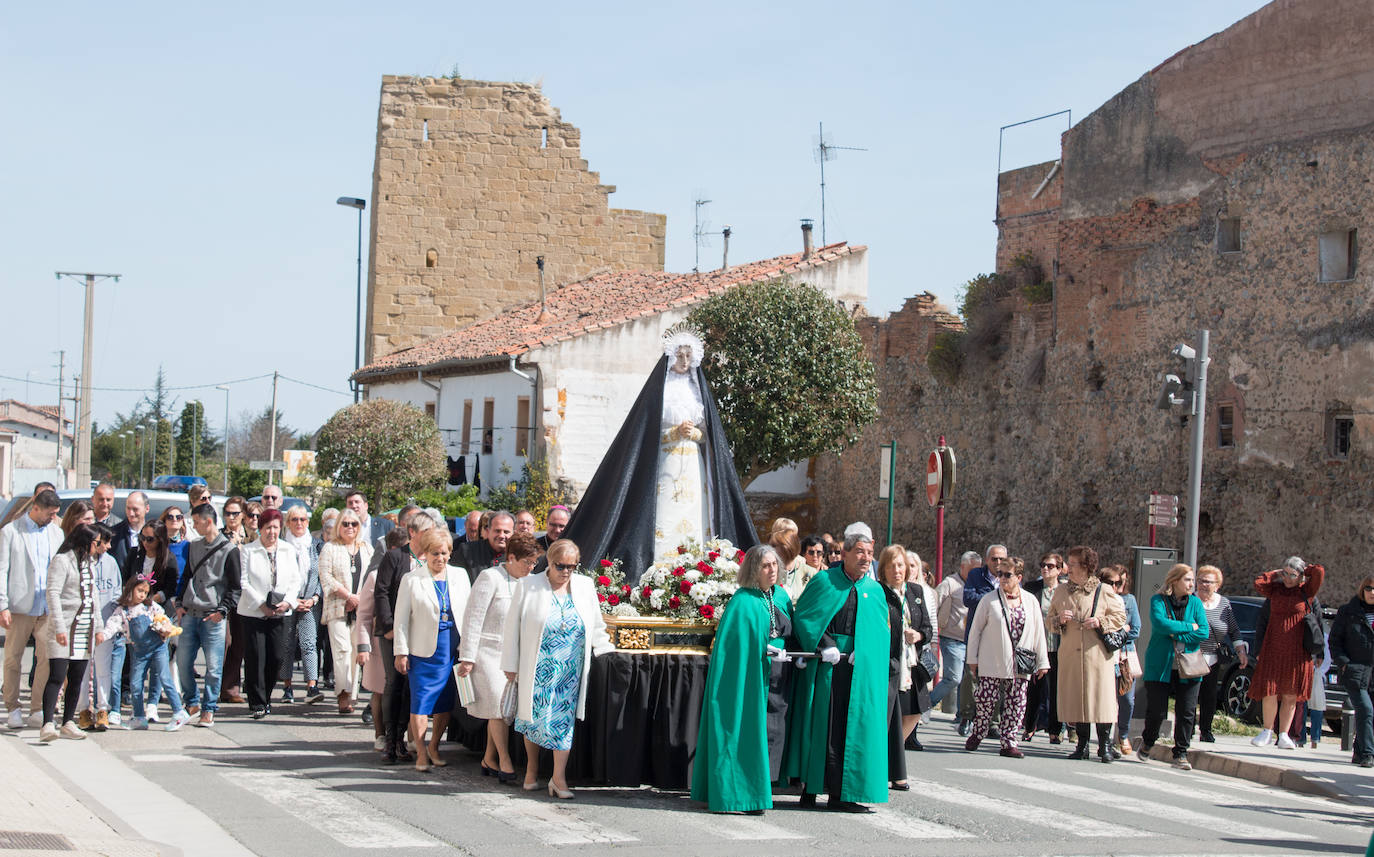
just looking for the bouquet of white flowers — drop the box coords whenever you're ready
[630,538,744,621]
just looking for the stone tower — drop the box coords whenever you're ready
[364,76,667,363]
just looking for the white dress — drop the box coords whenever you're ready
[654,369,710,562]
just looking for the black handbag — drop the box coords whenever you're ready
[1001,593,1038,677]
[1090,586,1129,652]
[1301,598,1325,658]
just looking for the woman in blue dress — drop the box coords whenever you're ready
[502,539,612,798]
[395,528,471,772]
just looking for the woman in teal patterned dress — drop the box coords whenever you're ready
[502,539,612,799]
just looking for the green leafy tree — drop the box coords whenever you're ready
[687,277,879,487]
[315,400,445,508]
[153,417,174,477]
[228,461,268,499]
[175,401,209,475]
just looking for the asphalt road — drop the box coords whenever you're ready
[27,701,1373,857]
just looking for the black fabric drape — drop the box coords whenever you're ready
[560,356,757,585]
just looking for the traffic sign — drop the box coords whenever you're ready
[1149,494,1179,513]
[250,460,287,471]
[926,451,942,507]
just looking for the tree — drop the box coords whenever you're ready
[229,407,297,463]
[687,277,878,486]
[315,400,445,508]
[175,401,209,475]
[153,417,174,477]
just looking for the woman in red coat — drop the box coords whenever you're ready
[1248,557,1324,749]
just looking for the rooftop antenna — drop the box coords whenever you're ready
[813,121,866,246]
[693,197,713,273]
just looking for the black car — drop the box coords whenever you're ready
[1219,595,1348,732]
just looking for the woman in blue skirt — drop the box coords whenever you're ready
[395,528,471,771]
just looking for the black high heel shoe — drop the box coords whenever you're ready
[480,762,496,777]
[497,769,517,784]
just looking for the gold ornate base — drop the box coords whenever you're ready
[603,615,716,654]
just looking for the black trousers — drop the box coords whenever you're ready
[377,635,409,744]
[1197,660,1224,734]
[1025,651,1061,735]
[1142,673,1202,758]
[242,616,287,710]
[43,658,89,725]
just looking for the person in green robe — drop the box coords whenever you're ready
[692,545,793,814]
[783,529,892,813]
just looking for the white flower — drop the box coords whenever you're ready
[612,603,640,617]
[685,569,702,582]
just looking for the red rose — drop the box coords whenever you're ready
[699,604,715,619]
[607,593,620,606]
[600,559,613,567]
[708,551,720,561]
[680,580,693,593]
[735,550,745,562]
[669,596,681,609]
[596,575,611,587]
[672,566,686,577]
[677,546,687,554]
[597,593,606,602]
[621,584,632,593]
[696,560,711,574]
[642,585,652,598]
[703,567,712,576]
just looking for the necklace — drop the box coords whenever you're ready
[763,588,781,639]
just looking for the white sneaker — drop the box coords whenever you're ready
[6,710,22,730]
[59,721,87,740]
[38,722,58,743]
[1276,733,1296,750]
[374,736,387,752]
[1250,729,1273,747]
[165,710,191,732]
[26,711,42,727]
[130,717,149,731]
[107,712,122,728]
[147,705,160,723]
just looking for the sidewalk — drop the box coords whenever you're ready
[1140,731,1374,807]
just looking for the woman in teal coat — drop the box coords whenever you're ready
[1138,563,1208,769]
[692,545,792,814]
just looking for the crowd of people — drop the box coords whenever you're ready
[0,482,1370,816]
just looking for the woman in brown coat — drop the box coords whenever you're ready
[1248,556,1325,749]
[1049,546,1127,762]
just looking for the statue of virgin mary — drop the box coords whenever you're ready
[560,324,758,584]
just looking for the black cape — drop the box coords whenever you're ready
[561,356,757,585]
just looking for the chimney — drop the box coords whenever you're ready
[721,226,731,271]
[801,219,814,259]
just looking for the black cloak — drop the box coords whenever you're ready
[560,356,757,585]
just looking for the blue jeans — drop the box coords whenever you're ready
[177,612,227,712]
[128,616,183,720]
[1343,677,1373,761]
[108,635,127,713]
[931,636,966,707]
[1117,677,1136,738]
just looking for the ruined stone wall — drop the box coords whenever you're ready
[365,77,666,362]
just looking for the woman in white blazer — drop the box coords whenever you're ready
[394,528,471,772]
[501,539,612,799]
[39,524,107,740]
[235,510,302,719]
[966,565,1050,758]
[318,508,375,714]
[457,531,539,783]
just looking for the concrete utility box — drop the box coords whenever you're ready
[1132,546,1178,658]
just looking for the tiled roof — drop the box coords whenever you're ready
[355,243,864,380]
[0,400,67,433]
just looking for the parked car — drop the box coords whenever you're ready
[151,475,209,491]
[248,495,312,516]
[1219,595,1348,733]
[0,488,225,531]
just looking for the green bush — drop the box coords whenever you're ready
[927,329,967,385]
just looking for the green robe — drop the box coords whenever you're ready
[692,587,789,811]
[782,566,890,804]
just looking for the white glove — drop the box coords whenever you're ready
[847,652,856,665]
[766,646,789,663]
[820,647,841,665]
[794,655,809,669]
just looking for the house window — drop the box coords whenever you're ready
[1328,410,1354,459]
[423,119,429,142]
[1216,217,1241,253]
[425,249,438,268]
[515,396,531,457]
[460,400,472,455]
[1319,229,1356,282]
[1217,404,1235,448]
[424,402,436,419]
[482,399,495,455]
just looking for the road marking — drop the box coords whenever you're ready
[1085,770,1374,815]
[922,782,1131,837]
[223,767,440,848]
[967,769,1314,841]
[466,794,636,845]
[856,807,975,839]
[680,813,810,840]
[130,750,336,763]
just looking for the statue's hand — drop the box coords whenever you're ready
[677,420,695,439]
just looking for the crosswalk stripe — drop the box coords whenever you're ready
[856,807,975,839]
[922,782,1130,837]
[465,794,637,845]
[678,813,810,840]
[1085,770,1374,816]
[222,768,440,848]
[966,769,1314,841]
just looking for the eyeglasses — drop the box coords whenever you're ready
[1362,586,1374,594]
[1101,578,1120,586]
[1040,562,1060,569]
[166,513,183,521]
[246,513,260,520]
[340,522,359,528]
[288,518,309,524]
[140,535,156,544]
[805,548,824,555]
[553,563,578,571]
[1197,579,1219,586]
[996,572,1017,580]
[225,510,242,517]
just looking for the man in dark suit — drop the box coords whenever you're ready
[373,513,433,764]
[110,491,149,578]
[456,510,512,582]
[536,505,570,551]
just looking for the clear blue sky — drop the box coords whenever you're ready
[0,0,1269,437]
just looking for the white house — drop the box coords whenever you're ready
[352,240,868,503]
[0,400,73,498]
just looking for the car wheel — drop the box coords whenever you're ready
[1223,667,1259,723]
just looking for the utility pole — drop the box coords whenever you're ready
[216,385,230,493]
[55,271,119,488]
[54,350,65,473]
[267,371,279,487]
[1154,329,1211,568]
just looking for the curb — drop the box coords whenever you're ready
[1143,743,1357,804]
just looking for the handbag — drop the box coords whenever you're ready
[499,679,519,725]
[1165,597,1210,678]
[1090,586,1129,652]
[1000,592,1038,677]
[1301,598,1325,658]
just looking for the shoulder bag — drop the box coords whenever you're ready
[1166,598,1210,678]
[1301,598,1325,658]
[1000,592,1038,677]
[1090,586,1129,652]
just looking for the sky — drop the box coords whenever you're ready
[0,0,1270,438]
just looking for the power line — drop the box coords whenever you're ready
[0,372,273,394]
[278,374,352,397]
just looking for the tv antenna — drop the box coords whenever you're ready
[813,121,866,246]
[693,197,713,273]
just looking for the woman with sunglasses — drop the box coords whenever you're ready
[159,506,190,580]
[502,539,612,798]
[1248,557,1325,749]
[1329,575,1374,767]
[1099,566,1140,758]
[319,509,375,714]
[218,497,249,705]
[1194,565,1248,743]
[966,554,1049,758]
[242,502,263,543]
[221,497,248,544]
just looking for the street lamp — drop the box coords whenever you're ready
[337,196,366,403]
[215,385,230,493]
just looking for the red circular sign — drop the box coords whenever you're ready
[926,451,942,507]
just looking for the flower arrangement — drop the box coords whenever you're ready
[631,538,744,621]
[575,557,635,615]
